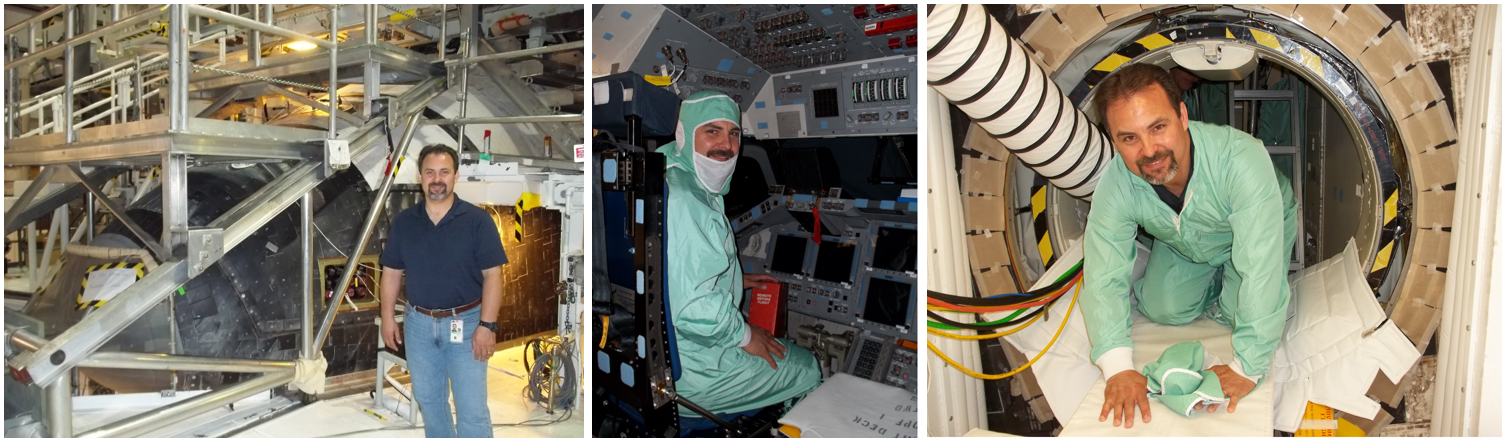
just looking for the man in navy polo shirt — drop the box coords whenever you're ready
[379,144,508,438]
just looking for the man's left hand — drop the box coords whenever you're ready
[743,273,779,290]
[473,326,497,361]
[1202,365,1254,413]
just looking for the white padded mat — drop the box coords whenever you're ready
[1058,311,1274,437]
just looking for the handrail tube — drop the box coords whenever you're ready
[4,6,164,71]
[442,41,584,67]
[312,109,424,352]
[76,370,295,438]
[2,5,67,36]
[78,352,295,373]
[186,5,336,50]
[421,114,583,125]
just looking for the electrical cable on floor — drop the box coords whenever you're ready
[926,274,1081,380]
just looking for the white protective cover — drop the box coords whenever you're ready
[778,373,919,438]
[1058,311,1274,436]
[1268,239,1421,432]
[1010,238,1416,435]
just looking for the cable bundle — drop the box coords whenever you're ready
[925,261,1083,379]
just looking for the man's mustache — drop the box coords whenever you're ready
[706,149,736,160]
[1138,151,1172,169]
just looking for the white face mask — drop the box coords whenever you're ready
[692,151,737,193]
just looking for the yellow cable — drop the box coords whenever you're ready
[598,315,610,349]
[927,306,1045,340]
[926,280,1080,380]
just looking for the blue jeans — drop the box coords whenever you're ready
[404,305,492,438]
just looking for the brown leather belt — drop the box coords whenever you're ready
[412,299,481,318]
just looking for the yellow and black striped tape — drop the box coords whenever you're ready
[513,192,542,243]
[77,262,147,310]
[1031,184,1054,267]
[1368,186,1401,290]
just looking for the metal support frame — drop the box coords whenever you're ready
[65,165,169,267]
[456,5,477,154]
[312,108,426,352]
[363,5,382,119]
[77,352,294,373]
[328,5,339,141]
[186,5,335,50]
[76,370,295,438]
[301,192,315,360]
[443,41,585,67]
[437,4,448,63]
[161,153,189,251]
[264,83,363,127]
[168,5,188,132]
[4,6,162,71]
[62,5,76,143]
[194,86,244,119]
[45,371,72,438]
[9,158,332,387]
[4,166,58,231]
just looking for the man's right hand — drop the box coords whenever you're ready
[1100,370,1152,428]
[381,315,402,348]
[741,325,787,369]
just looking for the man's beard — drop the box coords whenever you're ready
[1139,152,1179,186]
[427,182,449,201]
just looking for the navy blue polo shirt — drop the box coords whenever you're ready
[380,197,508,309]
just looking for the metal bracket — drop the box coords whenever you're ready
[186,227,225,276]
[324,139,351,175]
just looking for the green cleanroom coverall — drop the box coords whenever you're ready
[1083,120,1298,386]
[656,92,821,416]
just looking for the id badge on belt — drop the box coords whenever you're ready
[450,319,464,344]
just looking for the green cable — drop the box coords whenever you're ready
[926,308,1024,330]
[927,261,1085,330]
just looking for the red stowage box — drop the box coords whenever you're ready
[749,283,788,337]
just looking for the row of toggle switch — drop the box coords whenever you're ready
[851,77,908,103]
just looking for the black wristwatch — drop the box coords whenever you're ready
[478,321,499,333]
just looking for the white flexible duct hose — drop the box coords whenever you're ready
[927,4,1113,200]
[64,244,159,271]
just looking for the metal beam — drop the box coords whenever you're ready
[193,85,244,118]
[2,4,66,36]
[327,5,339,140]
[45,372,71,437]
[5,6,165,70]
[186,5,336,50]
[300,192,315,360]
[6,259,189,387]
[160,153,188,250]
[66,165,169,262]
[78,352,295,373]
[443,41,585,67]
[76,370,294,438]
[421,114,583,125]
[209,161,326,248]
[3,166,57,231]
[264,83,364,128]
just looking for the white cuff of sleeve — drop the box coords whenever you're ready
[1228,358,1263,383]
[1095,347,1135,380]
[738,322,752,348]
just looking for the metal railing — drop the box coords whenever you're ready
[4,5,341,141]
